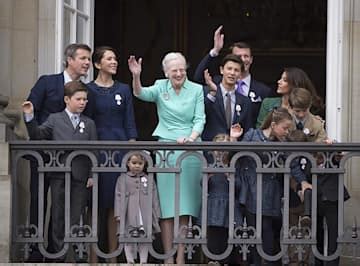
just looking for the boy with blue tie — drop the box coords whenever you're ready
[23,80,97,261]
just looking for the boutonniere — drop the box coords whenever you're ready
[303,128,310,135]
[79,121,85,133]
[249,91,256,99]
[163,92,169,100]
[115,94,122,105]
[235,104,241,116]
[300,158,307,170]
[141,176,148,187]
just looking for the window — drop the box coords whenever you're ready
[55,0,94,79]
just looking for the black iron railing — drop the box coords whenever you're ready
[9,141,360,263]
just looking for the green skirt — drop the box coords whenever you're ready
[156,140,203,218]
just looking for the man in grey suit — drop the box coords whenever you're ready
[23,81,97,261]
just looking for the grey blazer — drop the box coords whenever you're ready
[25,110,98,182]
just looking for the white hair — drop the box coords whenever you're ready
[161,52,187,72]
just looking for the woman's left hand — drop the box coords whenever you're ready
[176,137,193,144]
[128,55,142,76]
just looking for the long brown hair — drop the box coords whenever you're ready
[283,67,324,115]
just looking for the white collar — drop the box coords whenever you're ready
[220,83,235,97]
[63,70,73,84]
[240,74,251,88]
[65,108,79,119]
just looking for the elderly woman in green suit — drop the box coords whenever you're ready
[128,52,205,264]
[256,67,324,128]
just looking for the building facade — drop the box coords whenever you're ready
[0,0,359,262]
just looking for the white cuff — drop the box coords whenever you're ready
[209,49,219,57]
[207,93,216,102]
[24,113,34,122]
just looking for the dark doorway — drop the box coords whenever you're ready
[94,0,327,140]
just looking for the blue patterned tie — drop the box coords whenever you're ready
[71,114,79,128]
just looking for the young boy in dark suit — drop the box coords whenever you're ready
[22,80,97,261]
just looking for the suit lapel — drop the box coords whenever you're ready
[61,111,76,131]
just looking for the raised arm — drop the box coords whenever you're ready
[128,56,143,96]
[211,25,224,56]
[193,25,224,84]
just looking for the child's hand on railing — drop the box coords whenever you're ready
[86,178,93,188]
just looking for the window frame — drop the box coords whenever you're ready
[55,0,94,79]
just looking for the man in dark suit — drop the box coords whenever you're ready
[23,81,97,261]
[25,43,91,260]
[202,54,252,142]
[194,25,273,128]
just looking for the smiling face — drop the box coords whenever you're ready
[164,57,187,90]
[277,71,290,95]
[220,61,241,89]
[232,47,253,75]
[66,48,91,79]
[95,50,118,75]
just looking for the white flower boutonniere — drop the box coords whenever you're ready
[303,128,310,135]
[115,94,122,105]
[79,121,85,133]
[235,104,241,116]
[249,91,256,99]
[300,157,307,170]
[141,176,148,187]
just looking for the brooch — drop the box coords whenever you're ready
[303,128,310,135]
[115,94,122,105]
[235,104,241,116]
[141,176,148,187]
[163,92,170,100]
[300,157,307,170]
[79,121,85,133]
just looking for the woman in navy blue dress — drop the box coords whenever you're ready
[85,46,137,261]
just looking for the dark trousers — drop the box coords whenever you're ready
[28,159,53,260]
[50,176,89,260]
[207,226,242,264]
[315,201,339,266]
[208,226,228,255]
[246,212,281,266]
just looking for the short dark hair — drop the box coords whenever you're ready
[221,54,245,72]
[92,46,117,65]
[229,41,252,54]
[289,87,312,109]
[64,43,91,68]
[64,80,88,98]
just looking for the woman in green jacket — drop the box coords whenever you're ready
[256,67,323,128]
